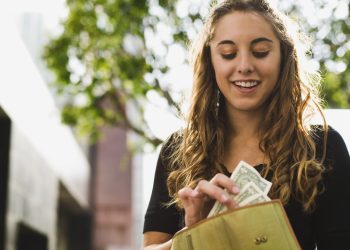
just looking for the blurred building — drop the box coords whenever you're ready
[0,7,92,250]
[0,2,142,250]
[91,127,141,250]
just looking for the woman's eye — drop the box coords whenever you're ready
[253,51,269,58]
[221,53,236,60]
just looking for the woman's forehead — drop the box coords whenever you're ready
[211,11,278,43]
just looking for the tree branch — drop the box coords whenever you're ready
[154,78,182,116]
[106,84,163,147]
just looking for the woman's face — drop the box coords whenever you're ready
[210,11,281,115]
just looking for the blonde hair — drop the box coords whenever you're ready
[166,0,328,212]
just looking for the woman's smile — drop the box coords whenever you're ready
[231,79,262,93]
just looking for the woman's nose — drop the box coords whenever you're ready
[237,53,254,75]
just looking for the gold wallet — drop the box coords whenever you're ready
[172,200,301,250]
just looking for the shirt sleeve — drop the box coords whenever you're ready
[312,127,350,249]
[143,133,182,235]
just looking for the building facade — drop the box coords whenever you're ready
[0,7,91,250]
[0,2,141,249]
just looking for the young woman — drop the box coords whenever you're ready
[142,0,350,249]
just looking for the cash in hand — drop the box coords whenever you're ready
[207,161,271,217]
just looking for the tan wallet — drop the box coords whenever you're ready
[172,200,301,250]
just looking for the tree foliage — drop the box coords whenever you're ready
[43,0,350,148]
[281,0,350,108]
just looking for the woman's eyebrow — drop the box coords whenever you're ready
[217,40,235,47]
[216,37,273,47]
[251,37,273,45]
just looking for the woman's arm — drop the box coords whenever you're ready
[142,232,172,250]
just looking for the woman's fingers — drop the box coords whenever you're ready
[178,186,194,200]
[210,173,240,195]
[195,174,240,209]
[178,187,205,209]
[178,187,205,226]
[178,173,240,226]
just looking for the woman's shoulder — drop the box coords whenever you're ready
[311,125,350,169]
[163,129,184,145]
[159,129,184,161]
[162,129,184,148]
[311,125,347,148]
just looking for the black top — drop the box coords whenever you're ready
[143,127,350,250]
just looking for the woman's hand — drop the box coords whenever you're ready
[178,173,240,227]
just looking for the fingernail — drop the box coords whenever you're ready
[221,194,228,203]
[192,190,199,197]
[232,186,240,194]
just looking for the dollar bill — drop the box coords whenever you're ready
[207,161,272,218]
[234,182,263,205]
[208,182,265,217]
[230,161,271,194]
[207,191,230,217]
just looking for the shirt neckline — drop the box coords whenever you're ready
[221,163,265,176]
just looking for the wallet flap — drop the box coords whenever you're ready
[172,200,301,250]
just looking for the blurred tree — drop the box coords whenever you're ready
[281,0,350,108]
[43,0,350,149]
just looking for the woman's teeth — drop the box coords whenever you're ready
[233,81,259,88]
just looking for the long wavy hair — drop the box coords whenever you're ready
[166,0,328,212]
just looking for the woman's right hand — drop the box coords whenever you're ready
[178,173,240,227]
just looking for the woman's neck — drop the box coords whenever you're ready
[226,108,263,140]
[223,109,267,171]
